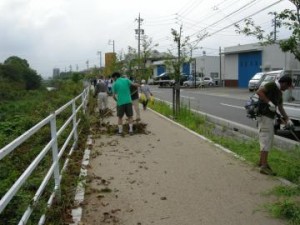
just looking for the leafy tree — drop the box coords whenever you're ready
[235,0,300,61]
[1,56,42,90]
[123,46,138,77]
[166,27,191,81]
[72,72,84,83]
[23,68,42,90]
[0,63,24,82]
[166,26,207,116]
[121,37,158,81]
[140,37,159,81]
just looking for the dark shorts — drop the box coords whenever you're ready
[117,103,133,118]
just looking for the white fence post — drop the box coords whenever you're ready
[72,99,78,148]
[50,113,61,200]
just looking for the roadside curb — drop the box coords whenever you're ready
[154,97,299,150]
[70,135,92,225]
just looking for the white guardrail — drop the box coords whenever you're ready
[0,86,90,224]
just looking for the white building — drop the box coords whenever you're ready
[193,55,221,84]
[52,68,60,78]
[223,42,300,87]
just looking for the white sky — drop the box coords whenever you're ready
[0,0,295,78]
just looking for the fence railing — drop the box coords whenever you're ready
[0,86,90,224]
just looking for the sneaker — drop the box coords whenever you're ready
[129,131,134,136]
[260,166,276,176]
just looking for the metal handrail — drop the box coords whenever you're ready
[0,86,90,224]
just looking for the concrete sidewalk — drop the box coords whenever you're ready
[79,98,286,225]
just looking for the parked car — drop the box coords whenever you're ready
[248,72,266,92]
[183,77,202,87]
[154,72,191,86]
[258,70,282,89]
[154,72,175,86]
[202,77,214,86]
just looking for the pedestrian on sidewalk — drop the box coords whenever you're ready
[112,72,140,135]
[94,75,108,114]
[140,79,153,110]
[130,76,141,121]
[256,75,294,175]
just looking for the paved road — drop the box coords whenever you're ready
[151,86,300,141]
[151,86,256,127]
[78,97,286,225]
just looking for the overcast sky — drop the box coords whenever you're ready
[0,0,295,78]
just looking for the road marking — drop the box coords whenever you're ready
[220,103,244,110]
[181,95,195,100]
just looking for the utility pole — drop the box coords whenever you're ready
[135,13,144,79]
[274,14,277,41]
[219,46,222,87]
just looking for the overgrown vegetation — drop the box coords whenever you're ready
[0,70,90,224]
[149,99,300,224]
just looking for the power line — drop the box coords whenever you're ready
[208,0,283,38]
[189,0,258,38]
[176,0,199,16]
[177,0,204,18]
[189,0,283,48]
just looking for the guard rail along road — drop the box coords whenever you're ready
[0,87,89,225]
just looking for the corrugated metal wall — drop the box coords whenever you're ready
[238,51,262,87]
[156,65,165,76]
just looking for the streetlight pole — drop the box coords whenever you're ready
[97,51,102,68]
[108,40,115,53]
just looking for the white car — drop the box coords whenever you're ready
[202,77,214,86]
[248,72,266,91]
[183,77,202,87]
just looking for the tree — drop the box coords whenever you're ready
[140,37,159,81]
[235,0,300,61]
[122,37,158,81]
[166,26,206,116]
[1,56,42,90]
[23,68,42,90]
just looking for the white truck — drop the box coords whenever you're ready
[258,69,300,131]
[154,72,175,87]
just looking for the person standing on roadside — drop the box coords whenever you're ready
[256,75,294,175]
[130,76,141,121]
[94,75,108,113]
[140,79,153,110]
[112,72,140,135]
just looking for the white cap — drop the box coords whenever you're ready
[141,79,146,84]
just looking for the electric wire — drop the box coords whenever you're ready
[189,0,283,48]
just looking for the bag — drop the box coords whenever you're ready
[149,95,154,105]
[139,93,146,103]
[244,94,262,119]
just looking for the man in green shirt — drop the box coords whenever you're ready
[112,72,140,135]
[256,75,293,175]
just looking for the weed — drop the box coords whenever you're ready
[266,200,300,224]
